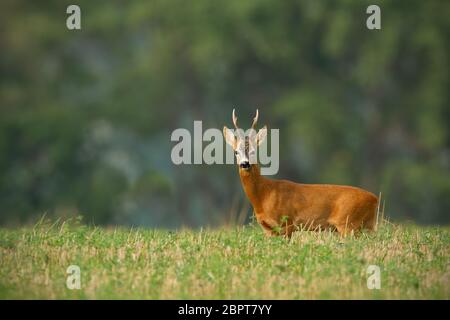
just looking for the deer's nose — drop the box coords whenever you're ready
[240,161,250,169]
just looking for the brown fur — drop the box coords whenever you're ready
[238,164,378,237]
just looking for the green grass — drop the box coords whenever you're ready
[0,218,448,299]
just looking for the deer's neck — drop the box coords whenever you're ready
[239,164,266,213]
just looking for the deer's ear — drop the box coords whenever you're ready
[257,126,267,146]
[223,126,236,148]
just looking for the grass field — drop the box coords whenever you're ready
[0,217,448,299]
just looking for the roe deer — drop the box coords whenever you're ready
[223,109,378,237]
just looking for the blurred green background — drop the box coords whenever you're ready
[1,0,449,227]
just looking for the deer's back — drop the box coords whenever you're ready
[259,179,378,226]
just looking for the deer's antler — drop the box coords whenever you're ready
[232,108,239,129]
[251,109,259,130]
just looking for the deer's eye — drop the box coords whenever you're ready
[234,151,238,155]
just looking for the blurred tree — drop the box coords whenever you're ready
[0,0,449,226]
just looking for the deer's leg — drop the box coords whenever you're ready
[360,201,377,231]
[259,220,278,237]
[328,202,359,236]
[259,219,295,237]
[279,224,295,238]
[329,199,378,236]
[334,222,358,236]
[262,228,278,237]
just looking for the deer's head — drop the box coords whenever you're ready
[223,109,267,171]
